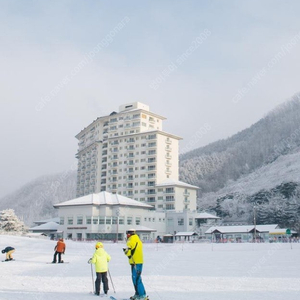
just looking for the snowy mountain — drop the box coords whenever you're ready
[179,93,300,230]
[180,93,300,194]
[199,148,300,230]
[0,171,76,226]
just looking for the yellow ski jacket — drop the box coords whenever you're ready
[125,234,143,265]
[91,248,111,273]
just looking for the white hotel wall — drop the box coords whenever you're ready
[57,205,166,240]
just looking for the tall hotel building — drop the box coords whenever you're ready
[75,102,198,212]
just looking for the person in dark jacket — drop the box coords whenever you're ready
[52,238,66,263]
[2,246,15,261]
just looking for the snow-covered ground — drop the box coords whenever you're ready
[1,235,300,300]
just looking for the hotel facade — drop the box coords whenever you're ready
[75,102,198,212]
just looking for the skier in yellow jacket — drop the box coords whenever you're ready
[123,229,147,300]
[89,242,111,296]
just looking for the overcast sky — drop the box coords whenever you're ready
[1,0,300,198]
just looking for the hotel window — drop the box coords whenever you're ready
[119,217,124,225]
[178,218,184,226]
[189,218,193,226]
[166,204,175,210]
[59,217,64,225]
[127,217,133,225]
[135,217,141,225]
[68,217,73,225]
[92,217,98,224]
[166,187,174,193]
[99,217,105,224]
[106,217,112,225]
[86,216,91,225]
[166,196,174,201]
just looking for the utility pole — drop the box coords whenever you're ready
[116,207,120,243]
[253,204,257,243]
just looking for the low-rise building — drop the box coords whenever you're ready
[54,191,165,241]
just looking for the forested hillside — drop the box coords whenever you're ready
[0,171,76,225]
[179,93,300,230]
[199,148,300,231]
[179,93,300,195]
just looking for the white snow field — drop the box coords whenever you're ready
[1,235,300,300]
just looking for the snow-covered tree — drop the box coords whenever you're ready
[0,209,26,233]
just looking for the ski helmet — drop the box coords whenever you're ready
[95,242,103,249]
[126,228,136,237]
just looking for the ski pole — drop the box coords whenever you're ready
[89,260,94,294]
[108,269,116,293]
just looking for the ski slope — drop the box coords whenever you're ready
[1,235,300,300]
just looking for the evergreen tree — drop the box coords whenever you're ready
[0,209,26,232]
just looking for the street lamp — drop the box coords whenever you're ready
[116,207,120,243]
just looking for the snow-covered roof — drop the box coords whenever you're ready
[194,212,220,219]
[175,232,198,236]
[132,225,157,232]
[53,192,154,209]
[205,224,279,234]
[156,179,199,189]
[29,221,59,231]
[33,217,60,224]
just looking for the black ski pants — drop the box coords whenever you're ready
[95,271,109,294]
[52,251,62,263]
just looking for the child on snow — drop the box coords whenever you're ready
[89,242,111,296]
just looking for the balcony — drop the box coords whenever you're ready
[165,147,172,152]
[146,190,156,195]
[165,189,175,194]
[147,159,156,164]
[166,138,172,144]
[148,143,156,148]
[147,166,156,171]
